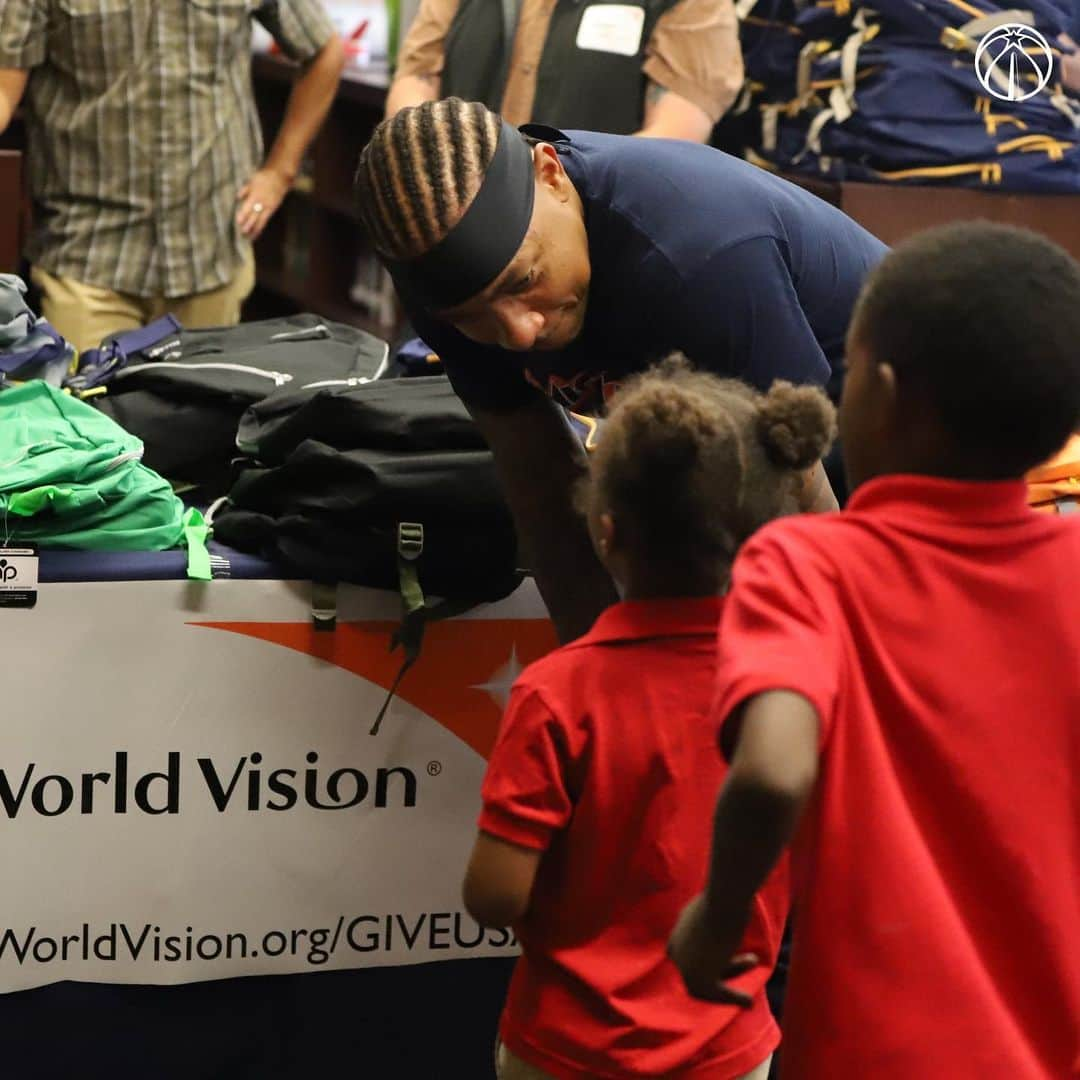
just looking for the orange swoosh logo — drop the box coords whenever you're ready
[190,619,558,759]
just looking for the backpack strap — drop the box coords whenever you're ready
[370,522,480,735]
[0,321,71,376]
[181,507,213,581]
[68,314,182,393]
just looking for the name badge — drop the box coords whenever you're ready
[576,4,646,57]
[0,545,38,609]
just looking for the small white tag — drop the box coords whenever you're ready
[576,4,645,56]
[0,546,38,608]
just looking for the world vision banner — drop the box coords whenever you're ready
[0,577,556,993]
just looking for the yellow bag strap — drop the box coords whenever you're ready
[945,0,991,20]
[874,161,1004,183]
[742,15,803,34]
[996,134,1074,160]
[975,93,1030,135]
[744,147,780,172]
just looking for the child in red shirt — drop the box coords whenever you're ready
[462,357,836,1079]
[670,222,1080,1079]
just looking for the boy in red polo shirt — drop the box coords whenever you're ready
[462,358,837,1079]
[669,223,1080,1079]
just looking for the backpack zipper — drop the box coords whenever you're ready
[297,343,391,390]
[111,362,294,386]
[301,376,372,390]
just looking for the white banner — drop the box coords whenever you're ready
[1,576,555,993]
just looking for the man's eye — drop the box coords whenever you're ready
[512,270,535,293]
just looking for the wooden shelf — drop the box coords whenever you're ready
[251,53,389,109]
[248,51,404,340]
[0,151,23,272]
[781,173,1080,261]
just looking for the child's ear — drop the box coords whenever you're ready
[876,360,898,402]
[596,512,617,561]
[876,360,907,435]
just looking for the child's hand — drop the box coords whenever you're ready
[667,894,759,1007]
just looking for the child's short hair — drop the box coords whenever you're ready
[851,222,1080,477]
[580,356,836,568]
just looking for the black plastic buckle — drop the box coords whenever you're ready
[397,522,424,561]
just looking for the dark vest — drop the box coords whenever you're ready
[441,0,678,135]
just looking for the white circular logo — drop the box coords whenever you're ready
[975,23,1055,102]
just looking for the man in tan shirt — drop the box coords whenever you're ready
[386,0,743,142]
[0,1,345,352]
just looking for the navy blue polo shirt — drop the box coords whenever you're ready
[413,130,887,414]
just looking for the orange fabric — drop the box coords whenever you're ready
[192,618,558,760]
[1027,434,1080,484]
[1026,435,1080,511]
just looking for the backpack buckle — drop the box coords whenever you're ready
[397,521,424,561]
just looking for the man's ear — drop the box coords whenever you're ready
[533,143,569,199]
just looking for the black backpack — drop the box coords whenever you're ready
[76,315,388,497]
[210,377,524,728]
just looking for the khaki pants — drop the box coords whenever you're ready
[495,1041,773,1079]
[32,248,255,354]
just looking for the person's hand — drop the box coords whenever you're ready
[1060,35,1080,94]
[667,893,759,1007]
[236,168,290,240]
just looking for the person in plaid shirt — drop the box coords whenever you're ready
[0,1,344,351]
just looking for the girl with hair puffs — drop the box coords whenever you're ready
[462,356,835,1080]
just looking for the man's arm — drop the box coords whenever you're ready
[638,0,743,141]
[384,0,459,117]
[669,690,819,1002]
[0,0,45,131]
[471,396,619,643]
[635,81,714,141]
[385,73,440,117]
[0,69,27,134]
[236,34,346,240]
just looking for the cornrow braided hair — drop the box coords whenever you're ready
[580,355,837,570]
[355,98,503,261]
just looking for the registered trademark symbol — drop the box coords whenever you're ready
[427,761,442,776]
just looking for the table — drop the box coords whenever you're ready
[3,545,557,1077]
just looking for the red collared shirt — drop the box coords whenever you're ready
[480,596,787,1080]
[714,475,1080,1080]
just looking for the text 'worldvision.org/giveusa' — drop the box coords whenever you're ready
[0,915,518,969]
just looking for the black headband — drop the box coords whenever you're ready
[385,120,537,312]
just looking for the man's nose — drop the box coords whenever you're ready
[494,301,545,351]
